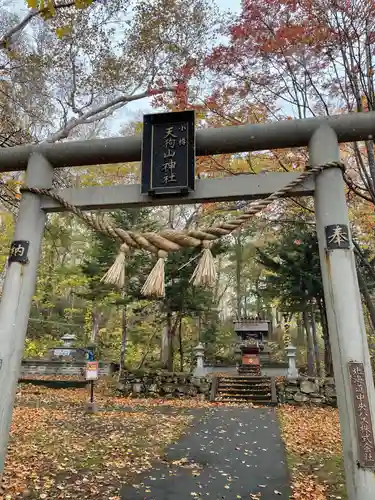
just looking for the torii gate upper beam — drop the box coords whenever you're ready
[0,111,374,172]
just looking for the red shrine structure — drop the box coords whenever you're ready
[234,317,272,375]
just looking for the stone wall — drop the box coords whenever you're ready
[117,370,212,399]
[21,360,114,378]
[277,377,337,406]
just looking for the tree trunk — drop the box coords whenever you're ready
[296,313,305,345]
[319,298,333,376]
[214,256,222,305]
[365,139,375,190]
[167,314,180,372]
[303,309,315,376]
[167,329,174,372]
[243,286,248,316]
[138,330,158,369]
[353,240,375,283]
[357,269,375,332]
[118,301,127,379]
[164,207,176,370]
[161,312,171,368]
[310,309,321,377]
[276,308,283,327]
[235,235,242,318]
[178,317,184,372]
[91,308,101,343]
[255,278,261,315]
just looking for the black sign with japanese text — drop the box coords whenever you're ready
[141,111,195,196]
[325,224,350,250]
[9,240,29,264]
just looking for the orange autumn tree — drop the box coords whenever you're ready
[205,0,375,199]
[196,1,375,354]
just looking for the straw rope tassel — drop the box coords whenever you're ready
[190,241,216,287]
[101,243,129,288]
[141,250,168,298]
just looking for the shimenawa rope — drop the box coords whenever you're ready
[21,161,344,298]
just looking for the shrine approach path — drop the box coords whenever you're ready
[120,406,291,499]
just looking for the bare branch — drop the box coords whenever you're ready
[67,43,82,116]
[352,142,375,199]
[344,174,374,203]
[46,86,175,142]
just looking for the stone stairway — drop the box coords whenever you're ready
[238,363,261,376]
[213,375,277,405]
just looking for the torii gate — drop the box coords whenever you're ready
[0,111,375,499]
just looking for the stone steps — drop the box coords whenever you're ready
[217,393,271,400]
[214,375,276,405]
[218,387,271,395]
[238,365,261,376]
[216,398,275,405]
[219,378,270,383]
[220,377,271,387]
[219,376,271,381]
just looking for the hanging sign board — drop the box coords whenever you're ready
[141,110,195,196]
[85,361,99,381]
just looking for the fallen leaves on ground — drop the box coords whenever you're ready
[15,382,256,410]
[278,406,346,500]
[4,384,262,498]
[4,387,193,499]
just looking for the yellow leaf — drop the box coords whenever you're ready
[55,26,71,39]
[27,0,39,7]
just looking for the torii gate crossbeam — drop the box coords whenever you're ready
[0,110,373,172]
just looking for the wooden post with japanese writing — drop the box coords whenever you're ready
[310,125,375,499]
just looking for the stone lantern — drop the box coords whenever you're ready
[61,333,76,348]
[286,344,298,379]
[193,342,206,377]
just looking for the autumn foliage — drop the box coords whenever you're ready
[279,405,344,499]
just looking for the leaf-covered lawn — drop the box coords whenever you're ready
[3,385,195,499]
[4,384,347,499]
[5,383,257,499]
[278,406,346,500]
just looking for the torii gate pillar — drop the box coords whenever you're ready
[310,125,375,499]
[0,154,52,479]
